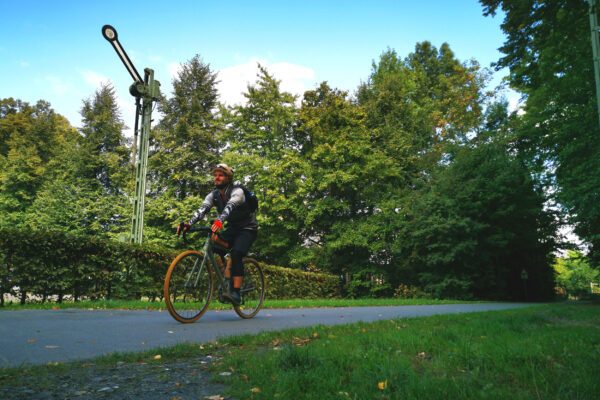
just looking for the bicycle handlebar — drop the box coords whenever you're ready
[178,223,229,248]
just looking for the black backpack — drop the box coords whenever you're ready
[237,185,259,213]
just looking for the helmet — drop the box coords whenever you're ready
[213,163,234,178]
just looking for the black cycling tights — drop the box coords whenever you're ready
[230,249,244,277]
[213,247,247,277]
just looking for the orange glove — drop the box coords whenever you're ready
[211,220,223,233]
[177,222,190,237]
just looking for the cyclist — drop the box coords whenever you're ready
[178,163,258,305]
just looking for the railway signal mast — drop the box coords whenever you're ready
[101,25,161,244]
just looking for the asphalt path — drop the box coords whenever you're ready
[0,303,532,368]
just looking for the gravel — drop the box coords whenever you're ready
[0,355,234,400]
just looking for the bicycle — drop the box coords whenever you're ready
[164,226,265,323]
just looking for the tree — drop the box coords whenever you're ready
[147,55,223,244]
[357,43,486,183]
[221,65,304,266]
[480,0,600,264]
[77,84,130,238]
[0,99,78,228]
[79,84,129,194]
[391,141,557,300]
[554,250,599,298]
[294,82,400,278]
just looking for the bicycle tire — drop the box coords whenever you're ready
[164,250,213,323]
[233,258,265,319]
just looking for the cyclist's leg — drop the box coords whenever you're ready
[212,246,228,277]
[229,229,258,291]
[217,229,236,279]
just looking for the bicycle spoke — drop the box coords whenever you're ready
[233,258,265,319]
[164,251,213,323]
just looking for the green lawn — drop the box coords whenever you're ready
[0,297,474,311]
[1,302,598,400]
[212,303,599,399]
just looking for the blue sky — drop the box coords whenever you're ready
[0,0,513,135]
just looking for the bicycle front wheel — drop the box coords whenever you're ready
[164,250,213,323]
[233,258,265,319]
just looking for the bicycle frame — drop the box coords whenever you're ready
[166,225,265,322]
[186,227,230,301]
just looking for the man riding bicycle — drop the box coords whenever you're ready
[178,163,258,306]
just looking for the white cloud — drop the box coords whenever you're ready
[506,89,524,115]
[163,58,316,106]
[19,60,30,68]
[81,70,111,88]
[216,58,316,106]
[168,62,183,80]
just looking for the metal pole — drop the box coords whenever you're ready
[102,25,161,244]
[131,97,140,167]
[588,0,600,127]
[130,69,157,244]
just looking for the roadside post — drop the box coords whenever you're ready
[521,269,528,301]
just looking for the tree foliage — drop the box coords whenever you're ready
[1,39,563,301]
[554,250,599,298]
[480,0,600,263]
[147,55,223,245]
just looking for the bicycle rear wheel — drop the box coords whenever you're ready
[164,250,213,323]
[233,258,265,319]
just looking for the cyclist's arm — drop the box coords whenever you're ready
[189,192,215,225]
[218,187,245,223]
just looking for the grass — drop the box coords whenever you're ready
[212,303,600,399]
[1,303,598,399]
[0,297,475,311]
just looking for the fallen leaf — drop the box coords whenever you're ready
[27,339,37,344]
[153,354,162,360]
[251,387,261,393]
[271,338,281,347]
[378,380,388,390]
[204,396,224,400]
[292,337,311,346]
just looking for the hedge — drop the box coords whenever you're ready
[0,228,340,305]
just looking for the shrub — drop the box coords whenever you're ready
[262,263,340,299]
[345,271,393,298]
[393,284,428,299]
[0,228,341,304]
[424,277,474,300]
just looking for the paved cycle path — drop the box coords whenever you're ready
[0,303,532,368]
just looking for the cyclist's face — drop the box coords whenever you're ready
[213,170,229,186]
